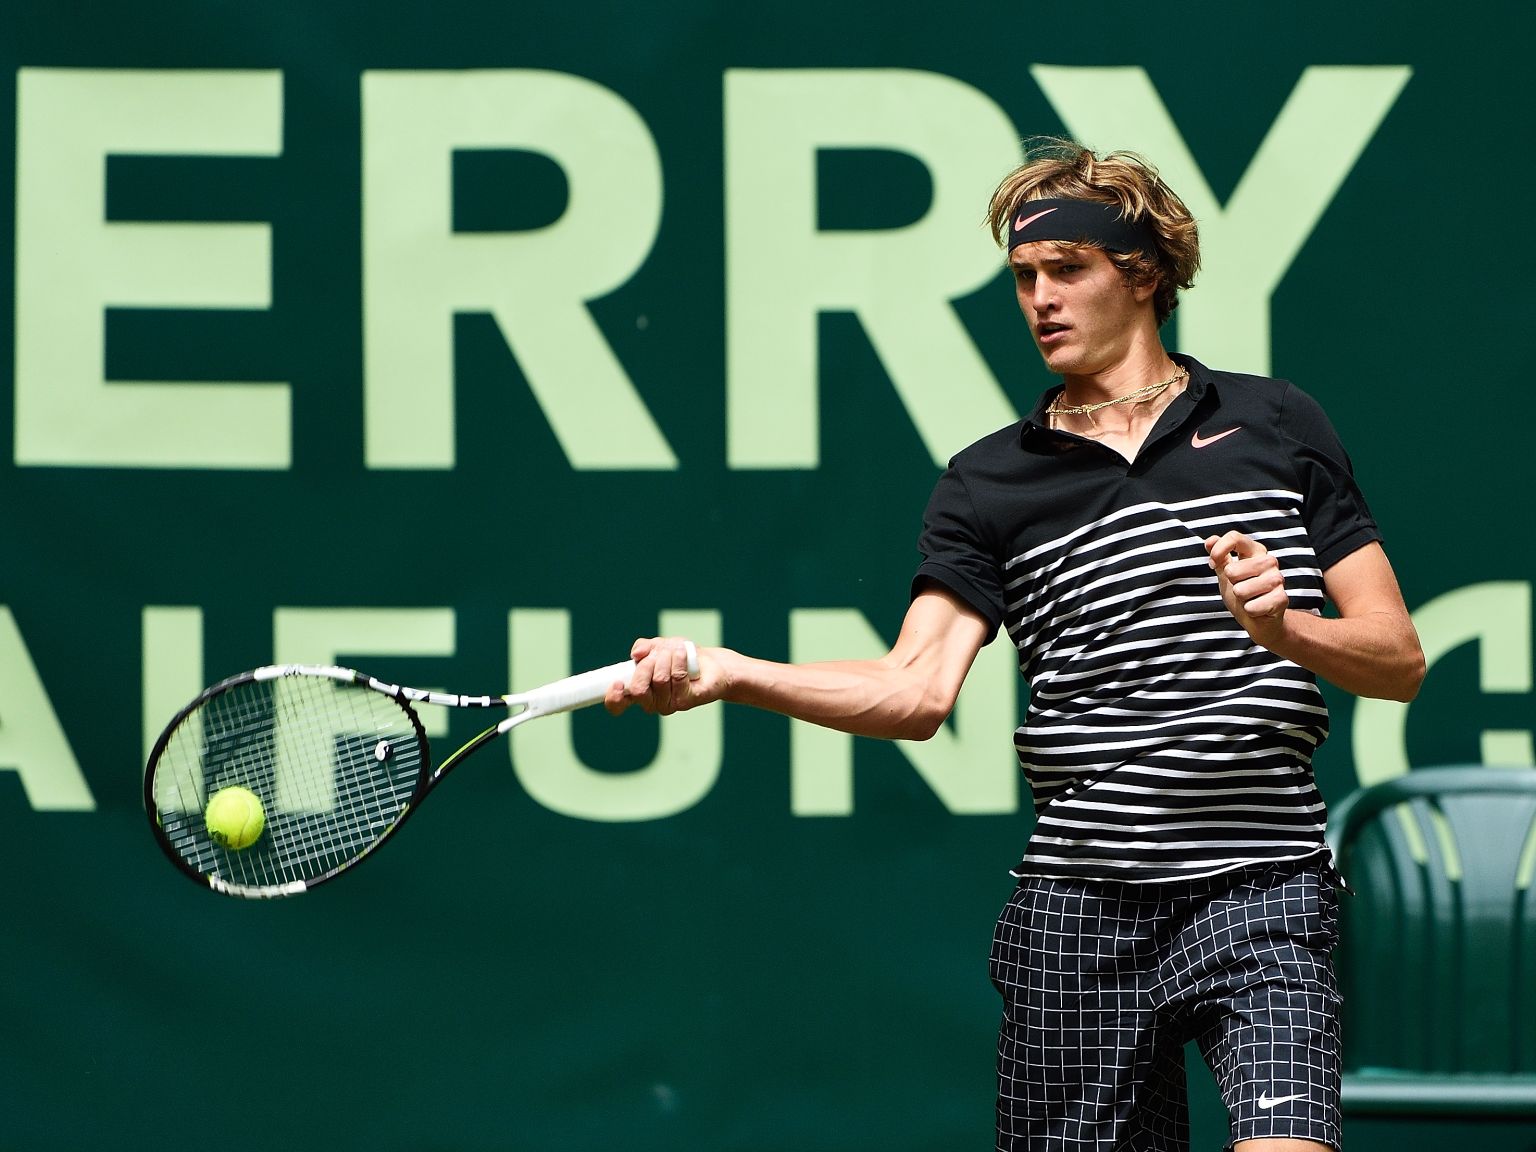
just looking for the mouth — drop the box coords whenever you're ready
[1036,321,1070,345]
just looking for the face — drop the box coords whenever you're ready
[1009,242,1157,376]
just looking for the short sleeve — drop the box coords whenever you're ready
[1278,384,1381,571]
[911,464,1006,641]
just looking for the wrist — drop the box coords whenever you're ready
[1243,606,1292,652]
[707,646,747,704]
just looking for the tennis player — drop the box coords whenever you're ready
[609,138,1425,1152]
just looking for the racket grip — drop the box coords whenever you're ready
[521,660,638,716]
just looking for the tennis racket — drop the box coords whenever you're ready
[144,648,696,899]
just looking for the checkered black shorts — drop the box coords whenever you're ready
[989,858,1342,1152]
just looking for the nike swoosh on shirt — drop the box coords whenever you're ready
[1257,1092,1307,1110]
[1191,426,1241,449]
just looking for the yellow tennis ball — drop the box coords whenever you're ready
[205,786,266,850]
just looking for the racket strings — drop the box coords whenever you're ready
[151,675,427,894]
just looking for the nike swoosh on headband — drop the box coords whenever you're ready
[1013,207,1059,233]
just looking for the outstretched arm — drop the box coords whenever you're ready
[604,586,992,741]
[1205,533,1425,702]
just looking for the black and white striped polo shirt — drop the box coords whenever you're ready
[913,355,1379,883]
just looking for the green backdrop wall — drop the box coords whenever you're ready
[3,1,1534,1148]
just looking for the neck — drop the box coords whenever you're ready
[1047,354,1187,435]
[1058,344,1180,405]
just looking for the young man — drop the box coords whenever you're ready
[607,139,1424,1152]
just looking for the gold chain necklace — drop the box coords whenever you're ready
[1047,367,1188,427]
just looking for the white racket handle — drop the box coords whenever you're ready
[500,644,704,732]
[512,660,637,719]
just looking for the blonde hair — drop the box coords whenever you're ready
[987,137,1200,326]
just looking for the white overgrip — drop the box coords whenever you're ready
[516,659,638,717]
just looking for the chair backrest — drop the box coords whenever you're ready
[1327,766,1536,1076]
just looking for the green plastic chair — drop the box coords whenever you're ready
[1326,766,1536,1116]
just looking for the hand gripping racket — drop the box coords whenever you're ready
[144,646,697,899]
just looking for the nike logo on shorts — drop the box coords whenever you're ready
[1191,426,1241,448]
[1257,1091,1307,1110]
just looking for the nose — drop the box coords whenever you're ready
[1028,272,1057,314]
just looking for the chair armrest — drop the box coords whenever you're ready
[1344,1071,1536,1116]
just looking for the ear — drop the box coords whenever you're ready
[1130,275,1160,305]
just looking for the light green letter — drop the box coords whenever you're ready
[273,607,458,739]
[14,68,288,468]
[144,606,215,813]
[1032,65,1411,375]
[270,607,458,813]
[510,608,722,821]
[1352,581,1533,786]
[788,609,1017,815]
[725,69,1022,468]
[0,607,93,809]
[362,70,675,470]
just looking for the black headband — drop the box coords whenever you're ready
[1007,197,1156,255]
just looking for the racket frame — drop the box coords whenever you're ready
[144,658,642,898]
